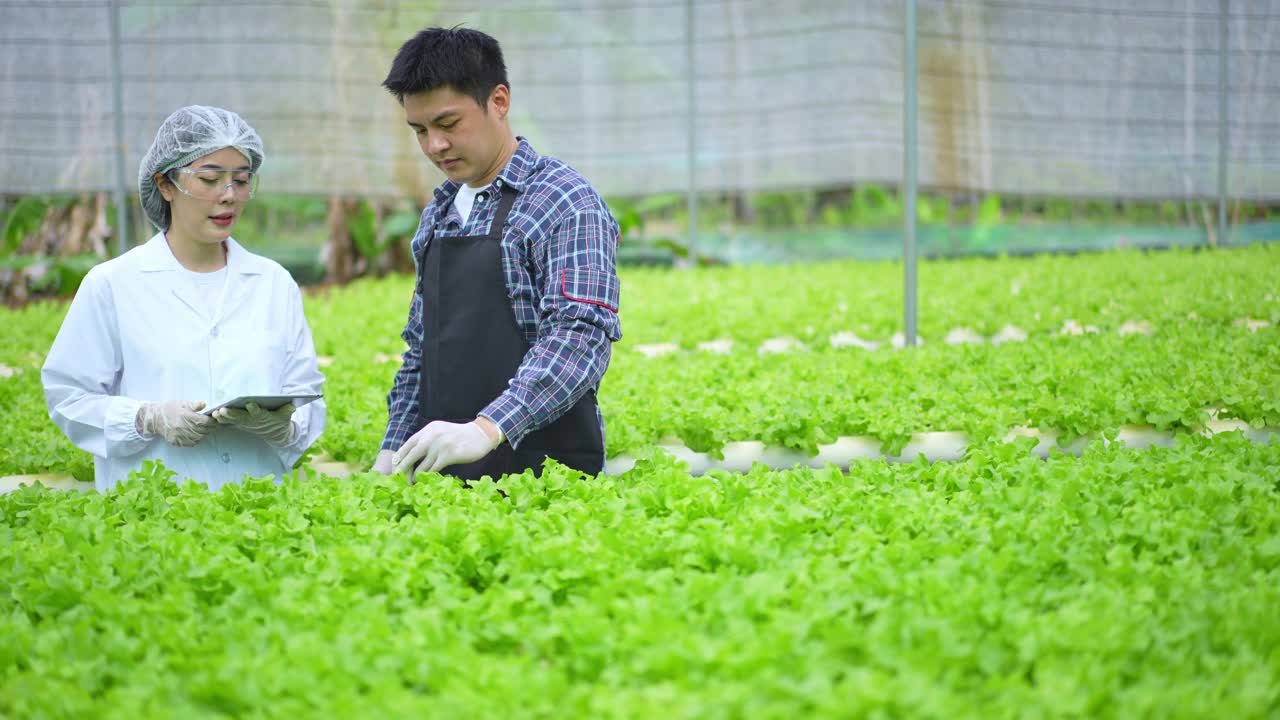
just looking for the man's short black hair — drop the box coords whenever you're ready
[382,26,509,110]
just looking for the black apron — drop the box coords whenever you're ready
[412,184,604,481]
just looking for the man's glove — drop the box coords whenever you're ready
[372,449,395,475]
[392,420,500,480]
[136,400,217,447]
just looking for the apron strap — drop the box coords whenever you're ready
[487,184,519,239]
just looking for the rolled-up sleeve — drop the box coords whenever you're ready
[481,208,621,447]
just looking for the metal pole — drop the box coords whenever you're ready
[1217,0,1229,246]
[685,0,698,267]
[1182,0,1196,227]
[904,0,918,346]
[108,0,130,256]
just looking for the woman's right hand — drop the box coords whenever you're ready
[135,401,217,447]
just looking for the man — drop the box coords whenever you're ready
[372,27,622,481]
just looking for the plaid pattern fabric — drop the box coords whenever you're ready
[382,138,622,451]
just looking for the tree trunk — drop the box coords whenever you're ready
[325,196,354,284]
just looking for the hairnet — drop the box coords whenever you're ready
[137,106,264,231]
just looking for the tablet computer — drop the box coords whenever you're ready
[200,394,322,416]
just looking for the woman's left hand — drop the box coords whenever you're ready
[213,402,298,448]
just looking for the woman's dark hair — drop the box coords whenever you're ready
[382,27,509,110]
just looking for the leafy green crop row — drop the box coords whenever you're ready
[3,245,1276,365]
[615,243,1279,347]
[301,322,1277,469]
[2,246,1275,477]
[303,246,1280,467]
[2,434,1277,718]
[2,309,1276,478]
[0,368,89,480]
[291,244,1280,355]
[601,324,1280,458]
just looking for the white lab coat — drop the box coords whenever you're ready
[42,233,327,492]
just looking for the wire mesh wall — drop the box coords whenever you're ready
[2,0,1278,203]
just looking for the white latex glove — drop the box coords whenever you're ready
[372,449,395,475]
[136,400,217,447]
[392,420,500,479]
[212,402,298,448]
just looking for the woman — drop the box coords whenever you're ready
[41,106,326,492]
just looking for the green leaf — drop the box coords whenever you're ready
[2,196,48,256]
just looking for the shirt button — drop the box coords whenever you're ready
[210,327,219,337]
[477,192,488,203]
[221,453,231,464]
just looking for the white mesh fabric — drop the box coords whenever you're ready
[137,106,264,231]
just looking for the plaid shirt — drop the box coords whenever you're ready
[382,138,622,452]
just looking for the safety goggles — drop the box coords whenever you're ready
[168,166,259,200]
